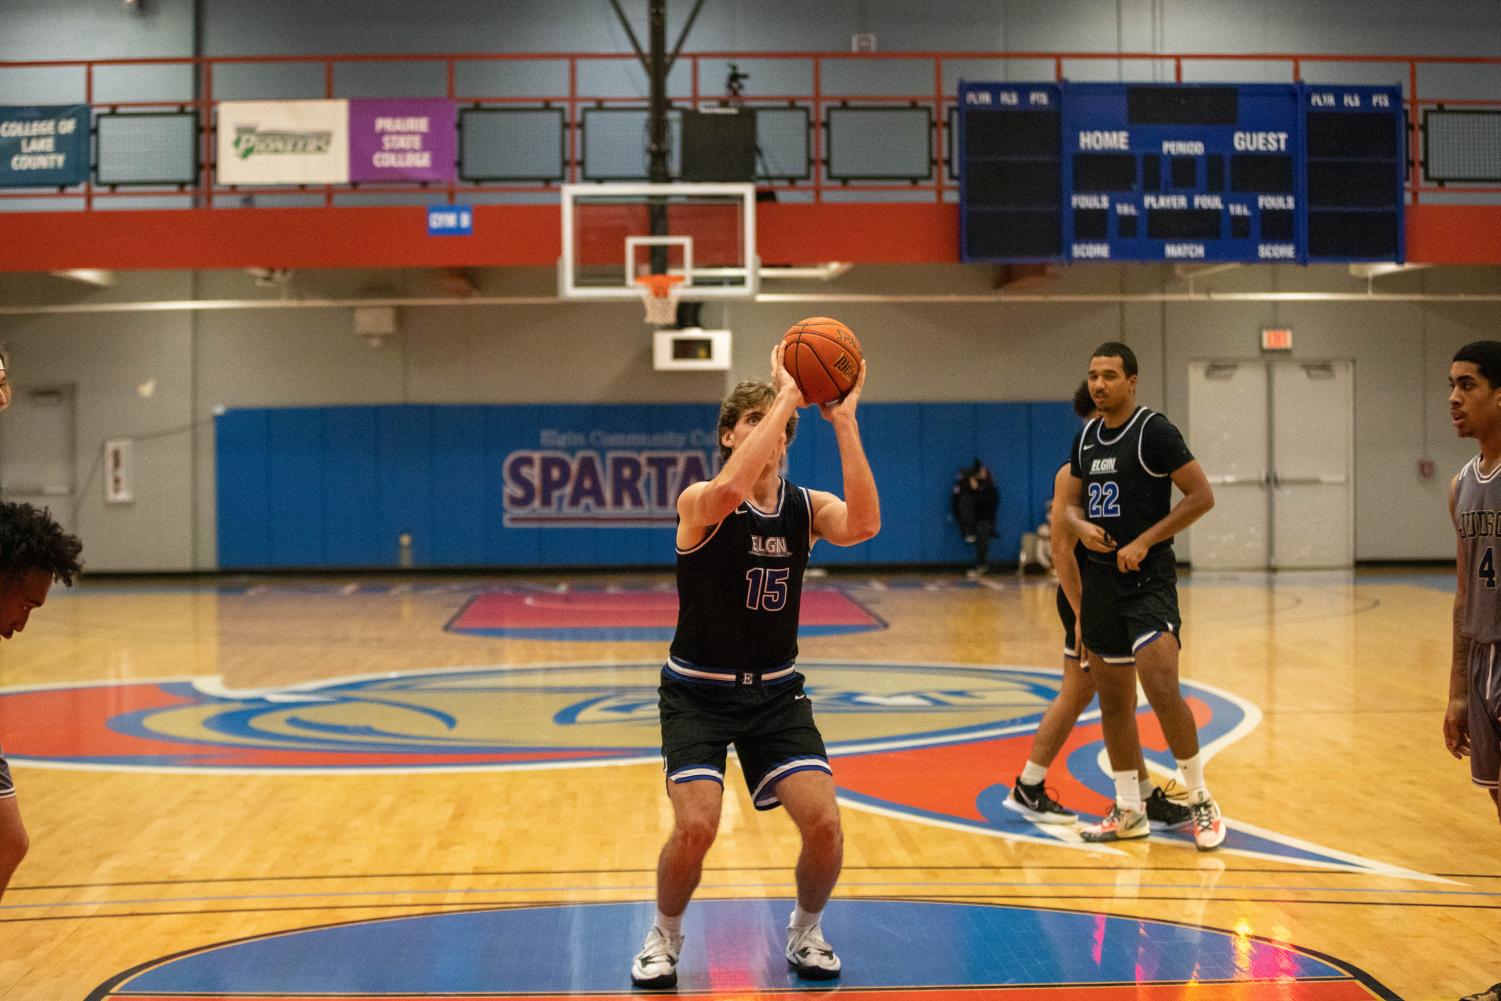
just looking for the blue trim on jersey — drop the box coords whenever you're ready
[1131,630,1163,653]
[742,478,787,518]
[752,758,834,810]
[1092,407,1149,446]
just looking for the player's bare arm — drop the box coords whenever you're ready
[1115,459,1214,573]
[1446,472,1472,759]
[1050,464,1083,616]
[1061,470,1115,553]
[810,361,880,547]
[677,344,804,545]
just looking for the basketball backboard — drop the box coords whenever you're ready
[558,182,759,303]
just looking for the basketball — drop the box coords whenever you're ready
[781,317,863,405]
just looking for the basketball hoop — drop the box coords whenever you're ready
[635,273,685,326]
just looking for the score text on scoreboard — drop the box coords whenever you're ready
[958,82,1405,265]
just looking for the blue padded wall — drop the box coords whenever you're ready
[216,402,1078,569]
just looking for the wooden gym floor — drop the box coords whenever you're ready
[0,568,1494,1001]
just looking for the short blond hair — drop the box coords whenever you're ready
[717,379,798,462]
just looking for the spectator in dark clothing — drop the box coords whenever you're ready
[952,459,999,576]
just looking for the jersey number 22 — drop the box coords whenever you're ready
[1088,481,1121,518]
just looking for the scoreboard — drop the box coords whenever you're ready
[958,82,1405,265]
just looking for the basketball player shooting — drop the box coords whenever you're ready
[631,342,879,988]
[1445,341,1501,1001]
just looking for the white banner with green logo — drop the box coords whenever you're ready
[217,100,349,185]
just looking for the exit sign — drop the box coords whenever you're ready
[1261,327,1293,351]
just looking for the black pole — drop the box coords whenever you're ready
[647,0,669,279]
[648,0,669,185]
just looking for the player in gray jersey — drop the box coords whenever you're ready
[1446,340,1501,1001]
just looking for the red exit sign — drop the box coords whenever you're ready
[1261,327,1293,351]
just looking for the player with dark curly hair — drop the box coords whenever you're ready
[0,501,83,899]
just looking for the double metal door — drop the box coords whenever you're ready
[1187,360,1354,570]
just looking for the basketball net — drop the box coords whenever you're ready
[635,273,684,326]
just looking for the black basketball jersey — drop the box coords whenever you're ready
[670,478,812,674]
[1069,407,1194,562]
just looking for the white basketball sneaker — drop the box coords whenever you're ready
[630,925,684,988]
[1190,794,1227,851]
[786,922,842,980]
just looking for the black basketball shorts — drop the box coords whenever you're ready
[1079,550,1182,664]
[658,672,832,811]
[1468,642,1501,790]
[1055,586,1081,660]
[0,748,13,799]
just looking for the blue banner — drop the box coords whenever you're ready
[0,105,90,187]
[216,402,1076,570]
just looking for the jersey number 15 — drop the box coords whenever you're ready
[746,567,790,611]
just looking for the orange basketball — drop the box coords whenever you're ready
[781,317,863,405]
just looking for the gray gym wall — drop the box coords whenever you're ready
[1,0,1498,569]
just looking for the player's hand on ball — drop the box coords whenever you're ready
[770,342,808,407]
[819,359,866,423]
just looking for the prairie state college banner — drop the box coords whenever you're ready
[0,106,89,187]
[217,100,350,185]
[348,99,456,183]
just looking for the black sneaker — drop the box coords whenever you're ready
[1145,786,1192,829]
[1459,984,1501,1001]
[1002,778,1077,825]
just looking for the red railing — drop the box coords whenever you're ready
[3,49,1500,209]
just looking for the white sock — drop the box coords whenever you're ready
[1138,775,1154,801]
[1020,761,1048,786]
[790,904,821,931]
[656,909,683,936]
[1113,770,1143,814]
[1176,754,1209,802]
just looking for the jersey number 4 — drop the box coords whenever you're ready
[1088,481,1121,518]
[1481,548,1497,589]
[745,567,791,611]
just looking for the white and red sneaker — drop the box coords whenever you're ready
[1189,795,1227,850]
[1079,803,1149,842]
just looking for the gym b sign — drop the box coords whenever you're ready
[1261,327,1293,352]
[427,205,473,236]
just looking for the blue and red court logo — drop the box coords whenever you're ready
[90,898,1397,1000]
[0,660,1439,880]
